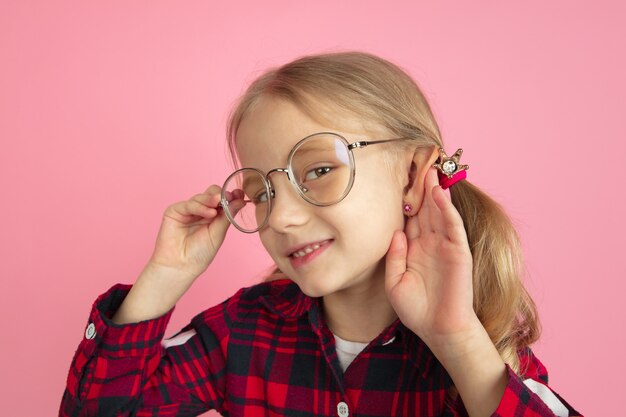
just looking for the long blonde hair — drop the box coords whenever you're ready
[224,51,540,384]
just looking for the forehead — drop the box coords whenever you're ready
[235,95,383,169]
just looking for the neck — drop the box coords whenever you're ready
[321,261,398,343]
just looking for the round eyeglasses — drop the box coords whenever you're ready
[219,132,410,233]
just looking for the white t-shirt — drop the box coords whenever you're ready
[333,333,370,373]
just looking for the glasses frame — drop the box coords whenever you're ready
[220,131,410,233]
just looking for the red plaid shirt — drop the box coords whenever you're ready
[60,279,582,416]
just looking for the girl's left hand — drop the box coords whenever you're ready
[385,166,479,352]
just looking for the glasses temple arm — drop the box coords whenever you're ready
[347,137,411,150]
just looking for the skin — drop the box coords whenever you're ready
[112,94,509,417]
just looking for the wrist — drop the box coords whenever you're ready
[112,263,195,324]
[425,317,508,417]
[420,314,488,364]
[436,323,503,377]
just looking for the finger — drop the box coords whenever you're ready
[192,192,220,208]
[417,169,435,234]
[232,188,245,200]
[193,188,223,208]
[432,184,468,244]
[385,230,408,294]
[171,199,218,222]
[442,184,452,200]
[195,192,236,236]
[222,189,246,204]
[225,196,247,217]
[206,206,234,240]
[170,188,235,237]
[404,211,420,240]
[432,166,452,201]
[203,184,222,194]
[428,167,450,234]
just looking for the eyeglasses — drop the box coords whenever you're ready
[219,131,410,233]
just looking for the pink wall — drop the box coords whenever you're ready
[1,1,623,415]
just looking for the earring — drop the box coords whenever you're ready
[403,203,412,215]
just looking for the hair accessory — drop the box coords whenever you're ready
[403,203,412,215]
[432,147,469,189]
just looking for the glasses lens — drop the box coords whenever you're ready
[291,133,353,205]
[222,168,270,232]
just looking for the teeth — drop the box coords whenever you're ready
[292,243,321,258]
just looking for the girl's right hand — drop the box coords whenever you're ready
[112,185,246,324]
[147,185,245,282]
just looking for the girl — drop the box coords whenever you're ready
[60,51,582,417]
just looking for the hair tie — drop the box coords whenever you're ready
[432,147,469,189]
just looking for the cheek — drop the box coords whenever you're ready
[368,184,406,242]
[258,231,280,263]
[360,170,405,225]
[342,180,405,242]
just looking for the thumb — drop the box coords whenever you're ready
[385,230,408,294]
[208,199,245,242]
[208,208,233,239]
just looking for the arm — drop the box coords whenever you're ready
[492,347,583,417]
[59,185,238,416]
[59,284,231,417]
[436,322,583,417]
[384,168,583,417]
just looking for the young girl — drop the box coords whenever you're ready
[60,51,582,417]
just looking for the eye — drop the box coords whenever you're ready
[303,166,332,181]
[253,189,274,204]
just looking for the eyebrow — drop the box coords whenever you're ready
[292,139,348,164]
[243,144,338,172]
[295,140,337,154]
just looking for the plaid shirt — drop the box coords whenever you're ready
[60,279,582,417]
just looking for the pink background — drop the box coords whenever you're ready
[1,1,623,415]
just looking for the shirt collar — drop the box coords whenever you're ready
[259,279,315,319]
[259,279,439,379]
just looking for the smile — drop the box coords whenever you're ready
[288,240,332,268]
[291,242,323,258]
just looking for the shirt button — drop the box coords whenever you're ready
[337,401,349,417]
[85,322,96,340]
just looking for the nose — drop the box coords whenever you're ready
[265,170,311,232]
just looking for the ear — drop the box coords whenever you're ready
[402,145,440,215]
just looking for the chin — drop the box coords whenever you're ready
[292,278,337,298]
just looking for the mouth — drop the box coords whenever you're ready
[287,239,332,258]
[287,239,333,269]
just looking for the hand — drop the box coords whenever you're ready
[148,185,245,281]
[112,186,247,324]
[385,166,479,352]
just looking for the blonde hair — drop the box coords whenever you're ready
[224,51,540,395]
